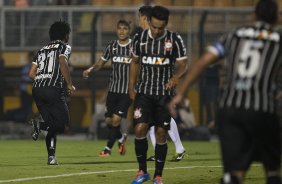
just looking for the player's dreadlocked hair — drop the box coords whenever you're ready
[255,0,278,25]
[49,20,71,41]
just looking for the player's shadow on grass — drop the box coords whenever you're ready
[66,160,136,165]
[0,164,31,167]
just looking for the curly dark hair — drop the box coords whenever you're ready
[139,5,152,18]
[255,0,278,25]
[49,20,71,41]
[149,6,170,24]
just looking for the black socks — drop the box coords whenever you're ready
[106,125,122,149]
[135,138,148,173]
[154,143,168,177]
[46,132,57,157]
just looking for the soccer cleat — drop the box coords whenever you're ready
[170,150,186,162]
[99,148,111,157]
[147,155,155,161]
[47,156,58,165]
[153,176,163,184]
[131,170,151,184]
[118,133,127,155]
[30,118,40,141]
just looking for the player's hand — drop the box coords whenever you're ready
[165,76,178,90]
[276,90,282,99]
[83,65,99,79]
[68,85,75,95]
[168,94,183,117]
[129,89,136,101]
[83,68,91,79]
[64,125,71,134]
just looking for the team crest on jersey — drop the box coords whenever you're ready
[134,108,142,119]
[164,40,172,52]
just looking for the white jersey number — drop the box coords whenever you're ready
[38,51,56,73]
[237,41,262,78]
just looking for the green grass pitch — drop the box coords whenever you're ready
[0,139,265,184]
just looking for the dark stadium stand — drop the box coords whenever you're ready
[92,0,112,6]
[89,0,258,7]
[193,0,213,7]
[213,0,233,7]
[154,0,173,6]
[112,0,133,6]
[233,0,254,6]
[172,0,191,6]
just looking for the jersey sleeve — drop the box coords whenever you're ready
[132,32,141,58]
[173,32,187,61]
[101,43,111,62]
[32,52,39,66]
[60,44,72,61]
[207,33,229,58]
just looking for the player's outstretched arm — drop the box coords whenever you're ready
[82,59,105,79]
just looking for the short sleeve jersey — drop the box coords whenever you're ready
[101,39,132,94]
[208,22,282,113]
[32,40,71,89]
[132,29,187,96]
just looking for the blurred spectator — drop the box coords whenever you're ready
[176,99,196,131]
[47,0,90,5]
[141,0,154,6]
[47,0,70,5]
[14,0,29,7]
[57,0,71,5]
[201,63,220,130]
[88,89,107,140]
[4,51,35,123]
[0,52,4,120]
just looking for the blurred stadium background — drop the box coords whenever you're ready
[0,0,282,139]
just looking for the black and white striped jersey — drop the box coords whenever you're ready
[208,22,282,113]
[32,40,71,89]
[102,39,132,94]
[132,29,187,96]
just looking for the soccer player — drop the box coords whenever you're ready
[169,0,281,184]
[130,6,188,184]
[137,5,186,162]
[28,20,75,165]
[83,20,131,157]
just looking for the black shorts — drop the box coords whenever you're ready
[32,87,70,134]
[105,92,132,118]
[218,107,281,172]
[133,93,171,130]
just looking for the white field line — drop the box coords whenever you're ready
[0,165,261,183]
